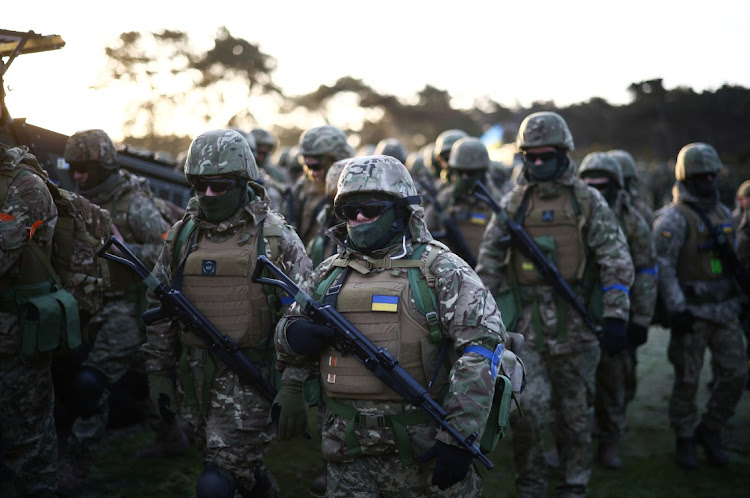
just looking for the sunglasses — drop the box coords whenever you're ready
[523,150,558,163]
[301,155,334,172]
[336,200,394,221]
[191,177,238,194]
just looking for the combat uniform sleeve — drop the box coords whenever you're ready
[586,191,634,321]
[652,207,689,315]
[124,193,170,269]
[625,210,658,327]
[474,210,511,295]
[430,248,506,444]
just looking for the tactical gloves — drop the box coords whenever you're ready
[627,323,649,348]
[268,380,308,440]
[671,310,695,336]
[600,318,628,356]
[286,319,335,356]
[148,373,176,425]
[424,440,473,490]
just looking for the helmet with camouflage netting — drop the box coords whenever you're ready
[449,137,490,170]
[374,138,408,165]
[516,112,574,151]
[674,142,722,181]
[64,129,119,171]
[298,125,354,161]
[434,129,469,161]
[578,152,624,188]
[184,129,258,181]
[335,155,422,215]
[607,149,636,180]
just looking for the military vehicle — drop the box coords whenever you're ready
[0,28,191,208]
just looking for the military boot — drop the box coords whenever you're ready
[675,437,698,469]
[694,423,728,466]
[597,440,623,469]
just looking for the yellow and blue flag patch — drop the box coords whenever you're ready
[470,212,488,225]
[371,294,398,312]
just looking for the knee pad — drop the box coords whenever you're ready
[73,366,107,418]
[196,463,237,498]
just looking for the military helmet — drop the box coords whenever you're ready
[737,179,750,199]
[231,128,258,155]
[435,129,469,159]
[674,142,722,181]
[607,149,636,180]
[335,155,421,213]
[64,129,119,171]
[449,137,490,170]
[578,152,624,188]
[374,138,408,165]
[516,112,574,151]
[325,158,349,198]
[250,128,277,150]
[298,125,354,161]
[184,129,258,181]
[405,151,424,172]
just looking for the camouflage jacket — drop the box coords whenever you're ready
[475,162,634,352]
[142,183,312,376]
[82,169,169,269]
[287,175,328,247]
[653,183,741,322]
[0,146,58,281]
[275,208,506,446]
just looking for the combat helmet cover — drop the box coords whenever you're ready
[335,155,421,213]
[374,138,408,165]
[435,129,469,158]
[607,149,636,180]
[674,142,722,181]
[64,129,119,171]
[516,112,575,151]
[250,128,278,149]
[299,125,354,161]
[325,158,350,198]
[449,137,490,170]
[184,129,259,181]
[578,152,624,188]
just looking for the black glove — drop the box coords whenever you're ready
[423,440,473,490]
[627,323,649,348]
[670,310,694,336]
[600,318,628,356]
[286,320,335,356]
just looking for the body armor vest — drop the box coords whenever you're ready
[674,203,733,282]
[319,263,438,401]
[449,201,492,259]
[100,190,142,291]
[513,188,585,286]
[180,224,271,349]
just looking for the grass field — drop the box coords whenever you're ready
[78,326,750,497]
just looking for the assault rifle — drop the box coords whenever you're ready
[414,175,477,267]
[97,236,310,438]
[251,255,494,470]
[471,181,600,334]
[686,202,750,297]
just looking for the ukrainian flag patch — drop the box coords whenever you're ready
[470,212,488,224]
[371,294,399,312]
[661,230,672,238]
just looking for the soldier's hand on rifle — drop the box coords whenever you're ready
[424,440,473,490]
[268,380,308,440]
[670,310,695,336]
[600,318,628,356]
[286,319,335,356]
[627,323,649,347]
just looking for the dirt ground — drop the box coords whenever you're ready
[77,325,750,497]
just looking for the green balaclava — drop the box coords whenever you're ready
[343,193,407,254]
[197,179,251,224]
[582,172,619,206]
[453,170,486,200]
[526,149,568,182]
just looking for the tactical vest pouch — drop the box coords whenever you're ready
[495,289,520,332]
[19,288,81,358]
[479,374,512,453]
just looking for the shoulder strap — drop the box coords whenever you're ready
[408,242,442,345]
[172,218,198,271]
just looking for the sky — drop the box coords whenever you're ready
[4,0,750,141]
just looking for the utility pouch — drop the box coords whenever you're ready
[19,289,81,358]
[479,374,512,453]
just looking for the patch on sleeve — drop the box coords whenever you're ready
[661,230,672,238]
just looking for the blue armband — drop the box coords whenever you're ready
[464,344,504,380]
[602,284,630,295]
[636,266,658,276]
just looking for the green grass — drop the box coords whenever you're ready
[79,327,750,497]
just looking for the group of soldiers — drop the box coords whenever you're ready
[0,110,748,497]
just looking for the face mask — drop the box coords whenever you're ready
[197,184,249,223]
[687,175,717,200]
[452,170,485,198]
[346,207,398,253]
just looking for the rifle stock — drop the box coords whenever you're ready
[97,236,310,439]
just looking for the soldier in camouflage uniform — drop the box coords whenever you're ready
[251,127,289,185]
[476,112,634,497]
[233,128,284,213]
[306,158,350,269]
[433,129,469,184]
[142,129,311,497]
[424,137,494,267]
[59,129,171,487]
[608,149,654,226]
[653,143,747,469]
[274,155,510,497]
[0,144,60,496]
[287,125,355,247]
[577,152,657,469]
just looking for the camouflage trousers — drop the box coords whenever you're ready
[668,317,747,438]
[326,454,483,498]
[70,300,145,448]
[0,313,58,497]
[594,347,637,443]
[509,345,599,498]
[177,347,279,497]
